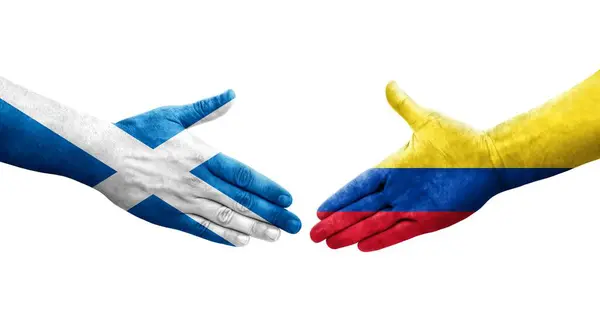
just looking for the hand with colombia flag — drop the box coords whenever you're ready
[311,71,600,252]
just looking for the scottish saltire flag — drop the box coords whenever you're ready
[311,81,572,252]
[0,77,300,246]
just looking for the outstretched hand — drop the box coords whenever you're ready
[311,82,510,251]
[0,77,300,247]
[109,91,302,246]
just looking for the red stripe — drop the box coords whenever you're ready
[312,211,473,248]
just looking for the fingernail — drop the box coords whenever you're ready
[236,234,250,246]
[265,227,281,241]
[225,89,236,101]
[310,227,325,243]
[316,211,328,219]
[278,195,292,207]
[285,219,302,234]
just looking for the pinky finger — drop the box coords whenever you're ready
[185,213,251,247]
[357,221,422,252]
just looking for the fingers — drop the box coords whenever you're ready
[192,165,302,234]
[325,211,409,249]
[319,211,472,251]
[357,221,422,252]
[192,198,281,242]
[219,183,301,234]
[386,81,431,130]
[185,213,251,247]
[317,169,388,220]
[355,212,472,251]
[173,89,236,128]
[127,194,248,247]
[205,153,292,207]
[310,193,386,243]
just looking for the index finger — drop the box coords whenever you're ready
[317,168,388,220]
[205,153,293,207]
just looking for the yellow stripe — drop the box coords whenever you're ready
[376,70,600,169]
[376,113,498,168]
[489,70,600,168]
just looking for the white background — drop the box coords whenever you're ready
[1,1,599,325]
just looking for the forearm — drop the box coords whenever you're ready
[0,77,117,186]
[486,71,600,189]
[488,71,600,169]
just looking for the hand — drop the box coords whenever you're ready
[0,77,301,247]
[311,81,511,251]
[109,91,302,246]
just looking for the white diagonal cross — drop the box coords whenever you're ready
[0,77,260,245]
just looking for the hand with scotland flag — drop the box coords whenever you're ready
[0,77,301,247]
[312,72,600,252]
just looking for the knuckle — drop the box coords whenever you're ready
[194,180,212,195]
[249,220,260,235]
[249,220,269,236]
[233,232,250,246]
[235,166,253,188]
[199,218,212,230]
[184,174,201,187]
[235,191,253,213]
[194,151,207,162]
[268,207,283,226]
[208,157,224,173]
[216,206,234,225]
[192,100,207,117]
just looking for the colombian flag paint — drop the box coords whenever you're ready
[312,168,566,251]
[312,73,600,251]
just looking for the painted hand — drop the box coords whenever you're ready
[310,81,563,252]
[0,77,301,247]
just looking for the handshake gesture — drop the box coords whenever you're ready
[1,71,600,251]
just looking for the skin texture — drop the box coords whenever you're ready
[0,77,301,247]
[312,72,600,252]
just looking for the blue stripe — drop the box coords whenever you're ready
[0,99,117,187]
[190,154,304,233]
[190,155,258,214]
[128,195,232,246]
[320,168,568,212]
[114,109,187,149]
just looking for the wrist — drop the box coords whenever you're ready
[483,71,600,191]
[486,130,570,191]
[0,77,117,186]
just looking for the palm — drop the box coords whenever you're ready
[381,107,502,212]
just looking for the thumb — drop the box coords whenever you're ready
[386,81,431,130]
[175,89,236,128]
